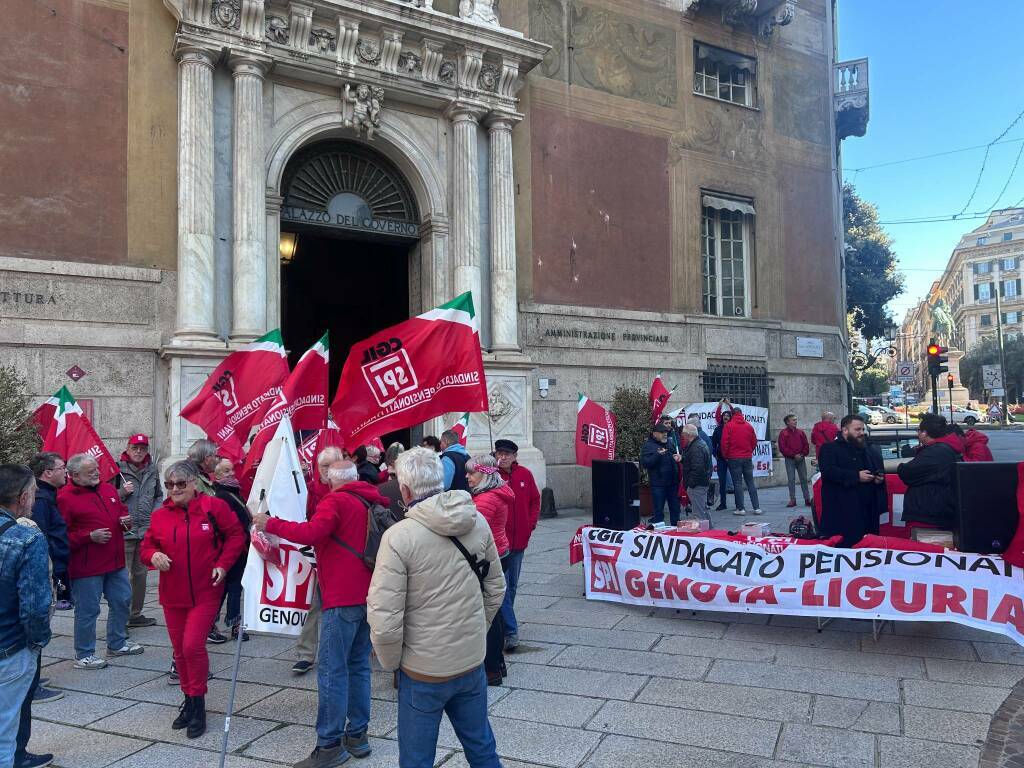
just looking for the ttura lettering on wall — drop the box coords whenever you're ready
[0,291,58,306]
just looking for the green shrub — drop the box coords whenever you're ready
[0,366,40,465]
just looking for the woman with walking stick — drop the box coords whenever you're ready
[140,461,245,738]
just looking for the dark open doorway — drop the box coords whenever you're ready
[280,227,414,451]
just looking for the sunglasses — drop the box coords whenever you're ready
[163,480,191,490]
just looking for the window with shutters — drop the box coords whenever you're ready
[974,261,993,274]
[702,201,753,318]
[977,237,988,246]
[1002,311,1020,324]
[694,43,756,107]
[976,282,993,302]
[1000,279,1021,298]
[1004,233,1014,243]
[981,314,992,327]
[1002,257,1019,271]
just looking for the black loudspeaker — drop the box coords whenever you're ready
[592,460,640,530]
[953,462,1020,554]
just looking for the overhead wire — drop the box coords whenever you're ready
[956,104,1024,215]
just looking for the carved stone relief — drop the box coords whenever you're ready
[211,0,241,28]
[477,63,500,91]
[265,14,289,43]
[356,37,382,65]
[309,28,337,53]
[398,51,422,74]
[529,0,676,107]
[459,0,499,25]
[438,60,456,84]
[487,377,527,437]
[342,83,384,140]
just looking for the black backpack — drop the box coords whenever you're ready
[331,491,403,571]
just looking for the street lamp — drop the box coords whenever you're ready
[850,321,900,371]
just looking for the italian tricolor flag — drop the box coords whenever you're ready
[332,292,488,449]
[448,412,471,446]
[42,387,119,482]
[241,333,330,479]
[181,329,290,462]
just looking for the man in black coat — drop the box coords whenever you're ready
[818,415,886,547]
[641,424,682,526]
[28,452,71,609]
[897,414,962,528]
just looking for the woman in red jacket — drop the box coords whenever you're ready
[140,461,245,738]
[467,455,515,686]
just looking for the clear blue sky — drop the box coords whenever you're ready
[839,0,1024,325]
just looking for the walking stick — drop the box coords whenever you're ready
[219,618,247,768]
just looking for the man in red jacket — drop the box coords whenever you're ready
[253,461,389,768]
[778,414,812,508]
[720,409,761,516]
[494,439,540,652]
[57,454,144,670]
[811,411,840,458]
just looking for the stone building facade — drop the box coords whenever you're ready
[1,0,866,505]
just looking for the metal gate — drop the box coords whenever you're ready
[700,364,772,411]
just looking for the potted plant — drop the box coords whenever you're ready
[611,385,653,517]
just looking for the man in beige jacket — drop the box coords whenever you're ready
[367,447,505,768]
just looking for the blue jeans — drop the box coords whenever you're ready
[500,549,524,637]
[0,647,37,768]
[397,666,499,768]
[71,569,130,659]
[316,605,371,748]
[650,484,682,525]
[716,456,733,499]
[727,459,760,511]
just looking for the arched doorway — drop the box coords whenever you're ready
[279,140,421,448]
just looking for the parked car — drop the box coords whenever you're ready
[857,405,879,425]
[927,405,983,426]
[866,427,920,472]
[867,405,901,424]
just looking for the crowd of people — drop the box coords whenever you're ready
[0,428,541,768]
[640,399,997,548]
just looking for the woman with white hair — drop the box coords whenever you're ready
[140,461,245,738]
[467,454,514,686]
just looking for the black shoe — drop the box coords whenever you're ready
[294,744,348,768]
[168,662,179,684]
[14,753,53,768]
[292,660,314,675]
[344,731,371,759]
[172,696,194,730]
[127,615,157,628]
[231,625,249,642]
[715,504,727,511]
[32,686,63,703]
[186,695,206,739]
[207,629,228,644]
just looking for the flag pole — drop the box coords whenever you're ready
[219,617,247,768]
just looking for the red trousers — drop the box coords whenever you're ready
[163,598,221,696]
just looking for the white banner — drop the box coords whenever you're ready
[241,414,316,636]
[683,402,769,440]
[711,440,773,478]
[582,528,1024,646]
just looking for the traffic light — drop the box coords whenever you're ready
[927,341,949,378]
[947,374,955,387]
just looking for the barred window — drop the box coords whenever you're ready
[701,365,771,410]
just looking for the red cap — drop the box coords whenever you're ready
[128,433,149,446]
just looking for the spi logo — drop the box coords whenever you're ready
[361,342,419,407]
[211,370,240,415]
[582,423,609,450]
[261,542,316,609]
[589,543,622,595]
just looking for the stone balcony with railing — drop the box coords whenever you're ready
[835,58,869,140]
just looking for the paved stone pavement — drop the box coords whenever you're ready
[29,486,1024,768]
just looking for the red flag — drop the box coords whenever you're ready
[649,372,673,424]
[42,387,119,482]
[575,393,617,467]
[30,390,62,439]
[331,292,488,449]
[240,333,330,480]
[180,330,289,462]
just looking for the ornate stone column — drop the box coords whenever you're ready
[487,111,519,350]
[174,48,217,343]
[447,102,485,310]
[230,55,269,342]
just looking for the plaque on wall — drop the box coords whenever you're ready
[795,336,824,358]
